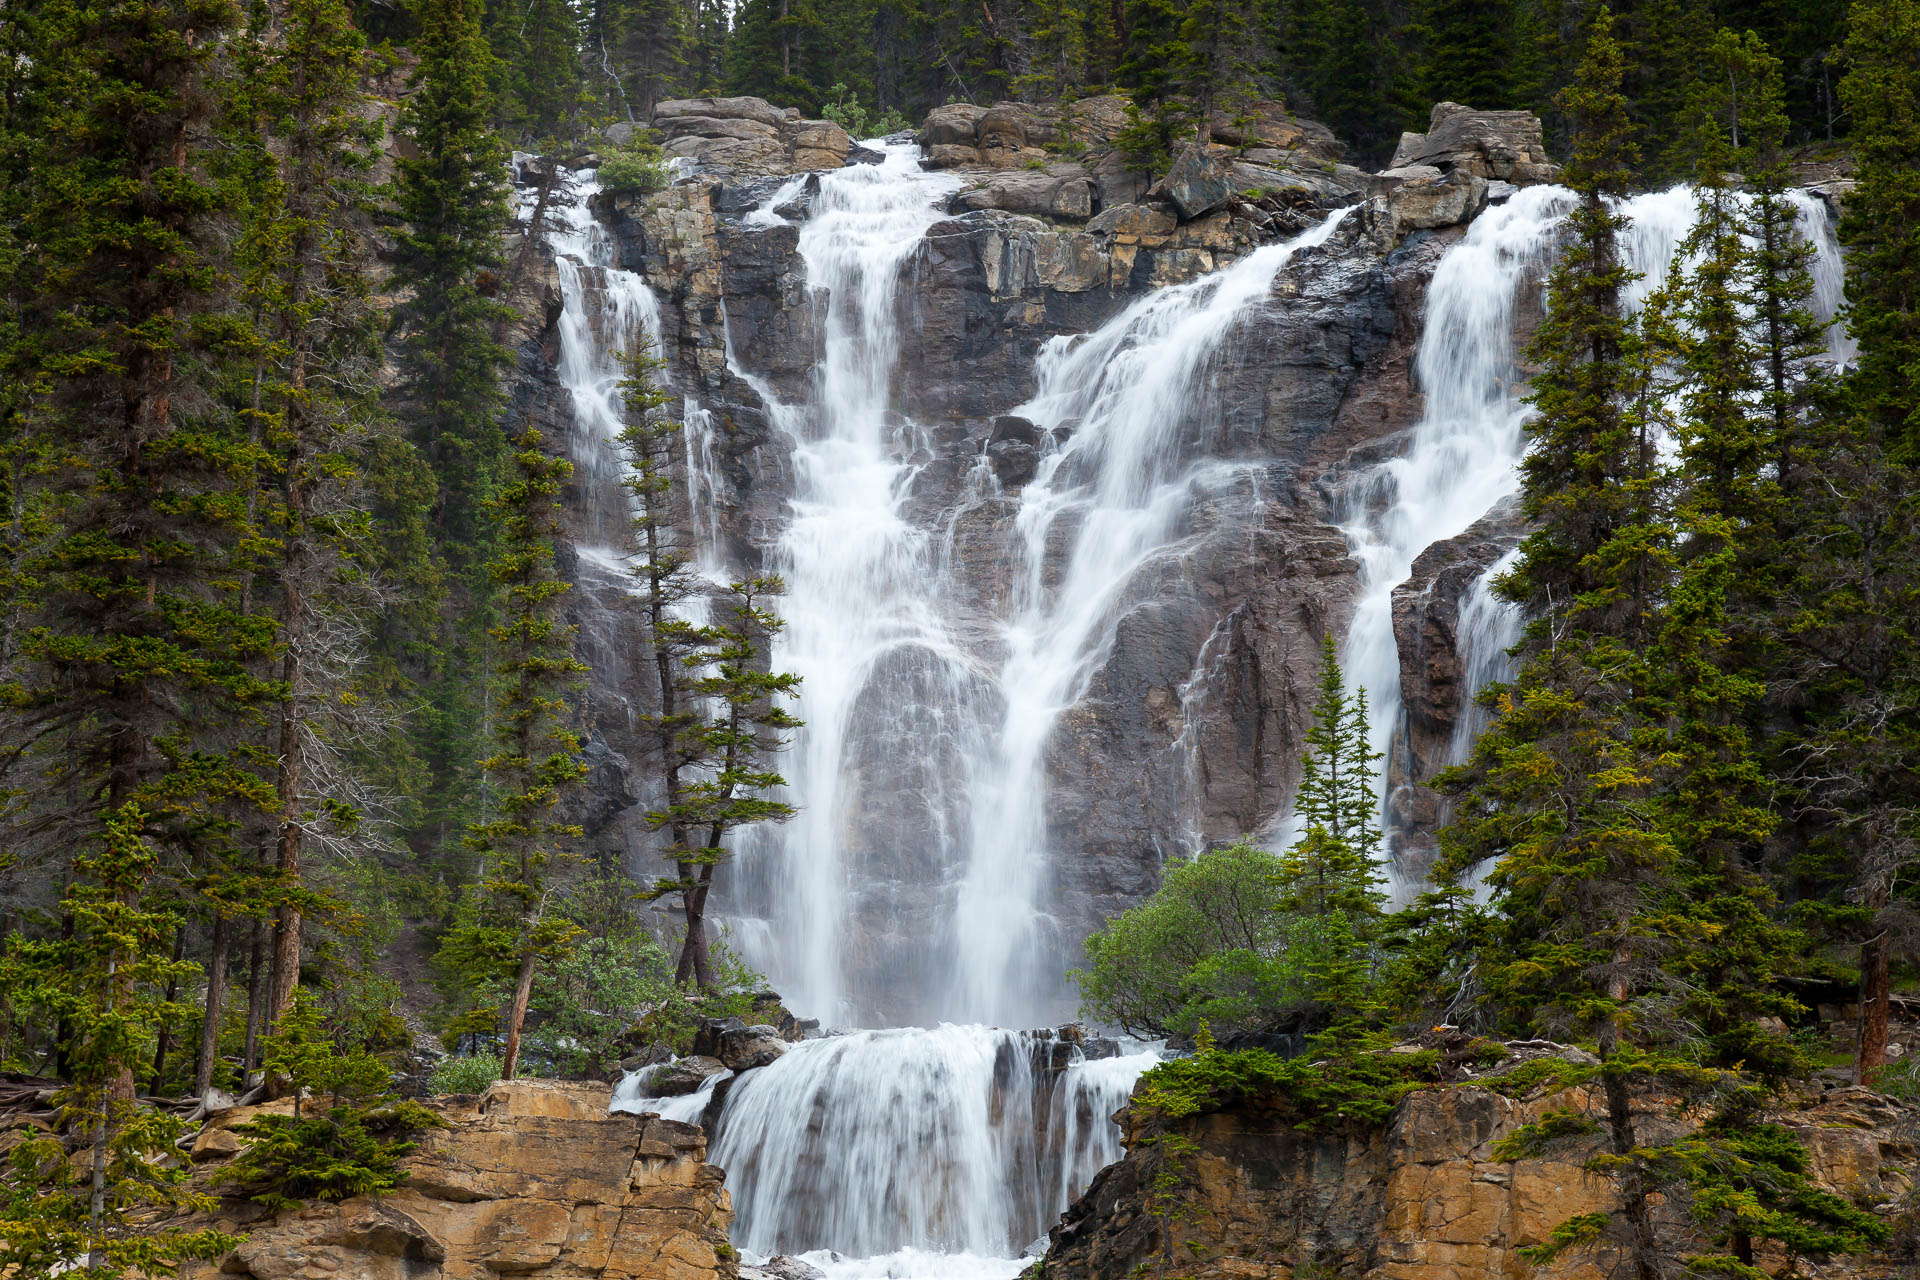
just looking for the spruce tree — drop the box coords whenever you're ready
[1436,16,1680,1275]
[440,424,588,1080]
[1836,0,1920,464]
[1277,635,1386,923]
[392,0,515,880]
[621,349,799,988]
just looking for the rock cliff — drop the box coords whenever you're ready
[1038,1068,1915,1280]
[508,94,1576,1019]
[180,1081,737,1280]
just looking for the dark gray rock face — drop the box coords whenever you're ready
[501,98,1556,1022]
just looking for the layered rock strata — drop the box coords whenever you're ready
[182,1081,736,1280]
[1040,1068,1915,1280]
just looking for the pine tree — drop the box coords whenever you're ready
[392,0,516,882]
[221,0,391,1041]
[1277,634,1386,923]
[620,349,798,989]
[441,424,588,1080]
[1436,17,1681,1275]
[1837,0,1920,464]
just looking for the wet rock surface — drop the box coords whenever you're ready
[509,96,1565,1020]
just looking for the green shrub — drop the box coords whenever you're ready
[212,991,442,1212]
[1133,1040,1440,1129]
[429,1052,502,1095]
[598,138,667,197]
[820,82,909,139]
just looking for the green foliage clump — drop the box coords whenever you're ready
[1132,1036,1440,1130]
[430,1052,504,1095]
[215,992,440,1212]
[598,136,671,197]
[1075,635,1385,1042]
[820,83,910,138]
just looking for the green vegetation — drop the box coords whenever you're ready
[1075,637,1384,1041]
[214,992,443,1211]
[430,1052,505,1095]
[599,135,672,196]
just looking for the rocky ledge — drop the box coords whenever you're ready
[1038,1054,1915,1280]
[179,1080,737,1280]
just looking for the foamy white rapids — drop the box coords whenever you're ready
[619,1026,1151,1262]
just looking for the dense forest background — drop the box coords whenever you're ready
[0,0,1917,1259]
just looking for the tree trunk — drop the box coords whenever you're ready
[194,913,229,1097]
[1857,930,1890,1083]
[243,916,267,1075]
[148,925,188,1092]
[268,569,307,1030]
[501,949,538,1080]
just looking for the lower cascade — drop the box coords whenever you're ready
[612,1028,1156,1275]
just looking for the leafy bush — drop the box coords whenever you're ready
[820,82,909,139]
[598,137,667,197]
[429,1051,502,1095]
[1073,841,1342,1038]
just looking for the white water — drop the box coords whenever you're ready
[615,1027,1153,1263]
[548,177,665,551]
[554,143,1856,1279]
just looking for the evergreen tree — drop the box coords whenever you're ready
[620,349,798,988]
[440,423,588,1080]
[392,0,515,881]
[1277,635,1386,923]
[1837,0,1920,464]
[223,0,392,1039]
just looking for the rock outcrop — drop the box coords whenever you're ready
[646,96,854,177]
[181,1080,737,1280]
[1040,1069,1915,1280]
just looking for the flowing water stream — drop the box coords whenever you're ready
[546,150,1850,1277]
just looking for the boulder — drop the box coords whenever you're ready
[189,1126,243,1161]
[1210,102,1343,161]
[653,96,789,130]
[1374,164,1487,232]
[741,1257,826,1280]
[788,118,852,169]
[718,1023,789,1071]
[922,102,987,147]
[602,121,639,146]
[1390,101,1558,185]
[987,439,1040,487]
[1161,145,1234,220]
[1086,203,1177,243]
[641,1055,727,1097]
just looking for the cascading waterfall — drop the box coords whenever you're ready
[548,177,666,551]
[723,144,977,1026]
[549,132,1854,1277]
[952,207,1356,1020]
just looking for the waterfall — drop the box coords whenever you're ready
[548,177,666,553]
[613,1029,1155,1269]
[952,208,1356,1020]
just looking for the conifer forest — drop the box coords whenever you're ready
[0,0,1917,1269]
